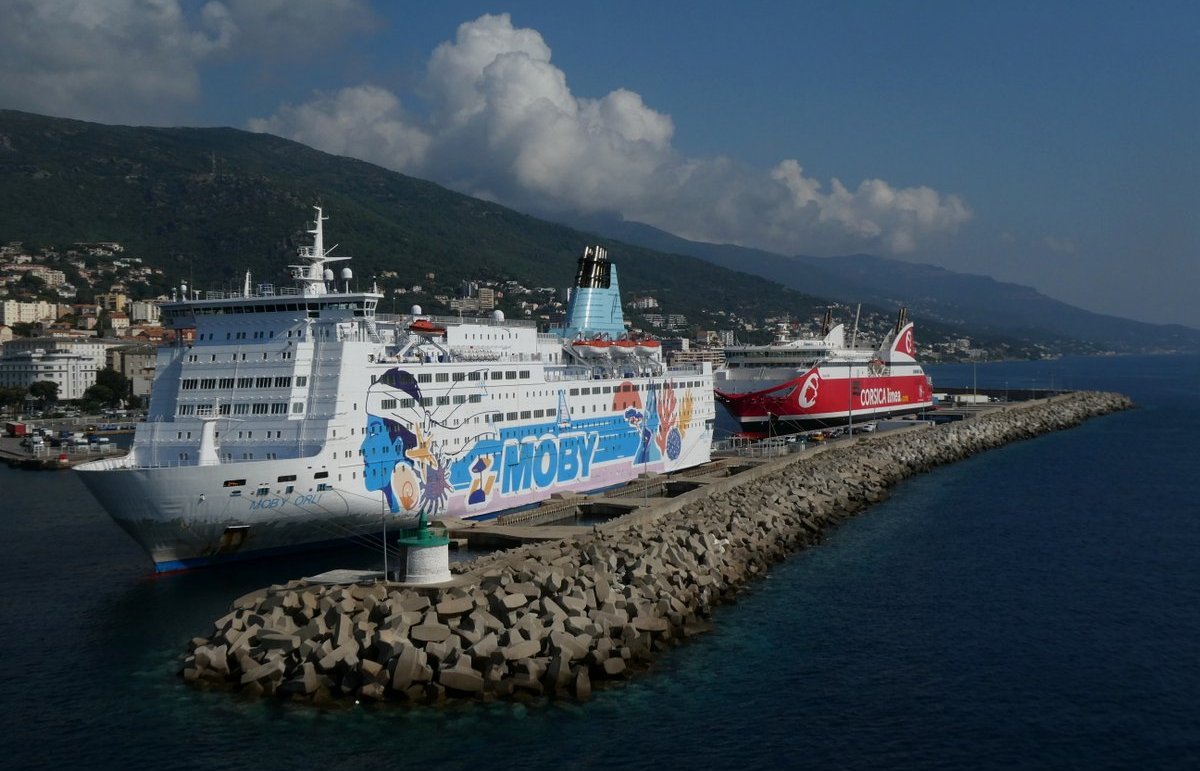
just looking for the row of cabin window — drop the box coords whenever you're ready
[378,395,482,411]
[178,402,301,416]
[187,352,294,362]
[181,376,307,390]
[196,331,282,341]
[368,370,533,385]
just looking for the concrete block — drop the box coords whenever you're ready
[424,640,456,669]
[507,581,539,598]
[360,653,384,677]
[389,644,426,691]
[439,667,485,694]
[397,593,431,613]
[468,633,499,660]
[602,657,627,677]
[549,630,587,661]
[435,596,475,618]
[561,595,588,615]
[259,632,300,653]
[239,657,285,686]
[543,654,571,694]
[541,596,568,620]
[411,622,453,643]
[573,666,592,701]
[502,639,542,661]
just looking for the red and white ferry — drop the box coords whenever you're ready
[714,308,933,436]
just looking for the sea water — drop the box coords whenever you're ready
[1,355,1197,770]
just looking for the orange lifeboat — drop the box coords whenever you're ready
[408,319,446,336]
[612,339,637,358]
[636,338,662,356]
[572,338,611,358]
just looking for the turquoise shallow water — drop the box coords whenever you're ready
[1,355,1197,770]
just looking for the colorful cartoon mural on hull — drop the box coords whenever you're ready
[362,368,698,519]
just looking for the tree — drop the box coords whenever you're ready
[83,383,117,407]
[95,368,131,402]
[28,380,58,404]
[0,386,25,416]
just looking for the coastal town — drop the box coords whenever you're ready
[0,237,1022,418]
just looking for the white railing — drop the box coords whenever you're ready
[375,313,537,329]
[198,286,307,301]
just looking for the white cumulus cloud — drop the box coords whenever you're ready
[252,13,970,256]
[0,0,371,124]
[248,85,431,171]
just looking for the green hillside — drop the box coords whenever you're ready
[0,109,833,337]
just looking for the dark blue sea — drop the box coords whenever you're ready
[2,355,1198,770]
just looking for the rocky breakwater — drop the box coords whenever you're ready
[182,391,1132,704]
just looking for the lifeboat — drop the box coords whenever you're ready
[408,319,446,336]
[611,339,637,358]
[636,338,662,356]
[572,338,611,358]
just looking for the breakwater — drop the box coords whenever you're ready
[182,391,1132,704]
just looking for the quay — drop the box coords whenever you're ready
[0,435,126,470]
[182,390,1132,704]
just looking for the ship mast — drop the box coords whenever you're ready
[289,206,350,297]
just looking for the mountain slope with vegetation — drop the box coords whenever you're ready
[0,109,1095,356]
[0,109,827,337]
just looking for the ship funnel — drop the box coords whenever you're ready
[560,245,625,340]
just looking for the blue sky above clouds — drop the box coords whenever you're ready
[1,1,1196,327]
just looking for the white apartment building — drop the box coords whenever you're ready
[0,348,98,400]
[0,300,58,325]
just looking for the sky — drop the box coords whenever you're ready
[1,0,1197,328]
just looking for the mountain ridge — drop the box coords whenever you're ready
[559,214,1200,353]
[1,108,1189,355]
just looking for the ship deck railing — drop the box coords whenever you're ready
[375,312,538,329]
[196,286,308,300]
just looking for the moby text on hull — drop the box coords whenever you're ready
[75,208,715,571]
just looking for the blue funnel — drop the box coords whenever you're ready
[559,245,626,340]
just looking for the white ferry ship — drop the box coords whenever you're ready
[76,208,714,571]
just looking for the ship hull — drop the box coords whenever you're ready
[77,404,713,572]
